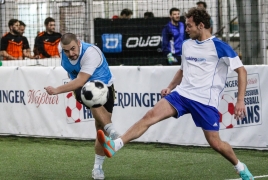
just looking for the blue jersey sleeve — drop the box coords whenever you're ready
[212,38,237,59]
[161,24,171,56]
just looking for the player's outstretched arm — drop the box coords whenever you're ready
[234,66,247,120]
[45,72,90,95]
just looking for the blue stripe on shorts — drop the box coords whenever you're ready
[164,91,220,131]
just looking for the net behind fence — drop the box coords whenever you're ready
[0,0,267,66]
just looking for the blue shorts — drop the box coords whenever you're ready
[164,91,220,131]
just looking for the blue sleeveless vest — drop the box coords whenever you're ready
[61,41,112,84]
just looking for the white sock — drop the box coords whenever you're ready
[234,160,244,172]
[114,138,124,151]
[104,123,115,135]
[94,154,105,169]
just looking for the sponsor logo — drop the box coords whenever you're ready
[102,34,122,53]
[0,89,59,108]
[0,90,26,105]
[125,36,161,48]
[185,56,206,62]
[101,34,161,53]
[219,73,262,129]
[114,92,162,108]
[27,89,59,108]
[225,77,258,88]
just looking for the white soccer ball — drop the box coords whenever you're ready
[81,80,109,108]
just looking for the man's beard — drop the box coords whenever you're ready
[190,33,200,40]
[69,55,78,60]
[13,29,20,35]
[172,18,179,23]
[47,29,55,33]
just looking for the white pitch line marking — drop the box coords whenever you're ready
[225,174,268,180]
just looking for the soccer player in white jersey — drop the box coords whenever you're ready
[44,33,120,180]
[97,7,254,180]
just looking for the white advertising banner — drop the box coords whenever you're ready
[0,65,267,150]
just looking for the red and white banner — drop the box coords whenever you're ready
[0,64,267,150]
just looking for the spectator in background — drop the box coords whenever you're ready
[196,1,213,33]
[34,17,62,59]
[0,19,32,60]
[119,8,133,19]
[19,20,26,35]
[18,20,35,59]
[144,12,154,19]
[161,8,186,65]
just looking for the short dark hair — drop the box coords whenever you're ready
[61,33,78,45]
[185,7,211,29]
[120,8,133,16]
[8,19,19,27]
[196,1,207,9]
[19,20,26,27]
[169,7,180,15]
[144,12,154,18]
[44,17,55,26]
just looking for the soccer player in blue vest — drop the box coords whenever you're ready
[44,33,119,180]
[97,8,254,180]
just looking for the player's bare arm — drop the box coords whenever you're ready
[161,69,183,97]
[45,72,90,95]
[23,49,35,59]
[1,50,18,60]
[234,66,247,120]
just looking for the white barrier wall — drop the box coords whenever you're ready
[0,64,267,150]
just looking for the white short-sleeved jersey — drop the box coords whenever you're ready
[175,36,243,108]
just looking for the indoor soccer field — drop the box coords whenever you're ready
[0,136,267,180]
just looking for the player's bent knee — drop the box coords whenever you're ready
[208,139,222,152]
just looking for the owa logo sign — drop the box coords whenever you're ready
[102,34,122,53]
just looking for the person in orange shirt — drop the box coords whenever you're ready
[0,19,31,60]
[18,20,35,59]
[34,17,62,59]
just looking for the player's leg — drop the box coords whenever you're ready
[189,100,239,163]
[92,120,106,180]
[204,130,239,164]
[90,107,119,139]
[203,131,254,180]
[190,100,254,180]
[90,84,120,139]
[91,85,119,179]
[121,98,176,143]
[74,85,118,179]
[75,85,119,138]
[97,98,177,157]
